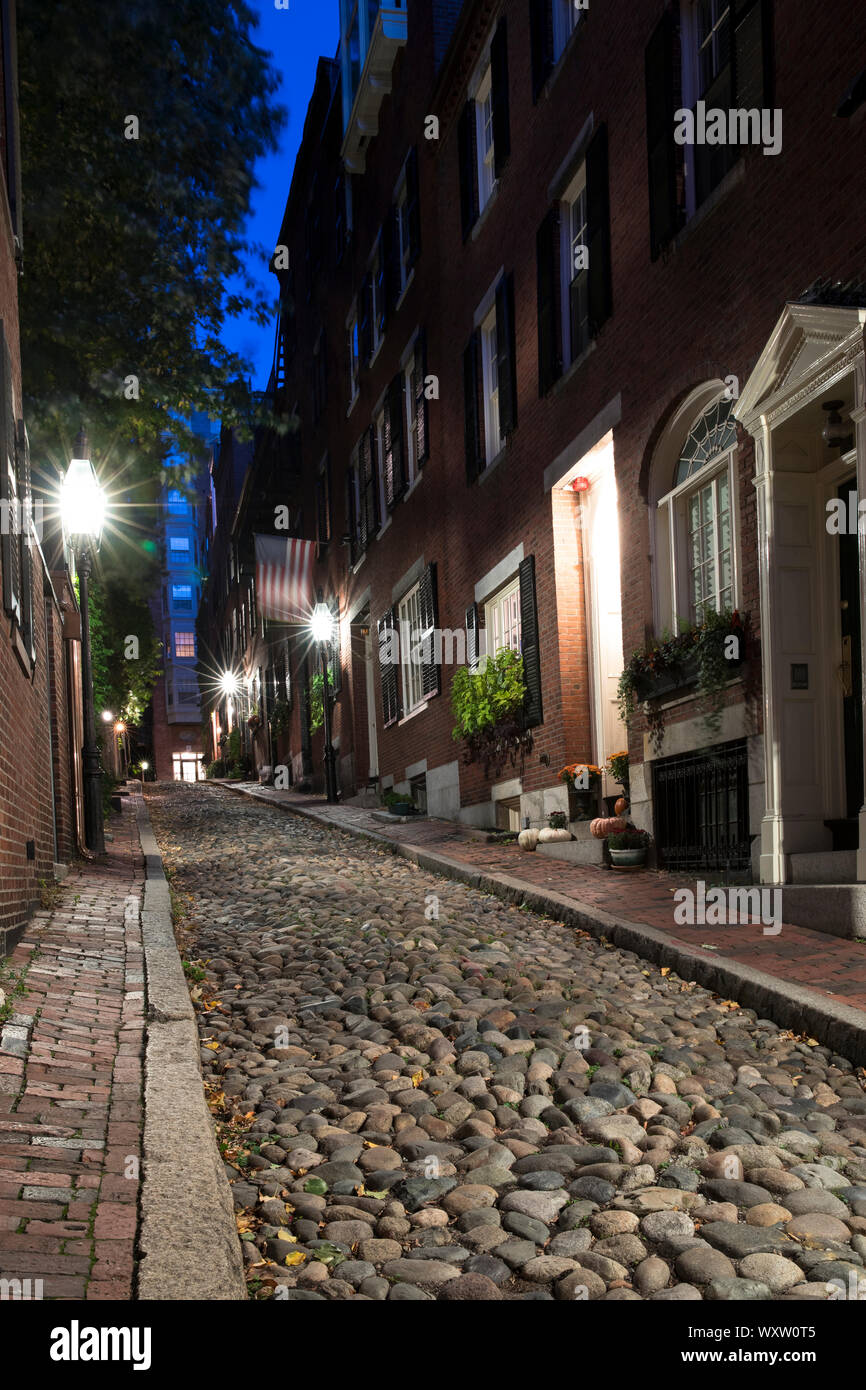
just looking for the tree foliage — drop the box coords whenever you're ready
[18,0,286,478]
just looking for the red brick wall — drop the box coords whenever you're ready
[222,0,866,815]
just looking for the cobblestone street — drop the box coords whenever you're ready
[148,781,866,1302]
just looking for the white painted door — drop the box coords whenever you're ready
[582,459,628,794]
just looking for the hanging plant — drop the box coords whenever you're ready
[451,650,533,777]
[270,696,291,738]
[617,608,747,751]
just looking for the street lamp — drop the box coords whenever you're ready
[60,431,106,855]
[311,590,338,803]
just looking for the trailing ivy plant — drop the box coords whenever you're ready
[617,607,747,751]
[451,649,532,777]
[270,697,291,739]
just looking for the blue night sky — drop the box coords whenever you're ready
[221,0,341,390]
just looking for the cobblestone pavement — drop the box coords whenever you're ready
[149,781,866,1302]
[0,801,145,1300]
[236,787,866,1012]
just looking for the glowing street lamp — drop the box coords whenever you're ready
[311,590,337,803]
[60,431,106,855]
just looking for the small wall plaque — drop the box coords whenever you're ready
[791,662,809,690]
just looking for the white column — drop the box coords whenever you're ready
[752,418,786,883]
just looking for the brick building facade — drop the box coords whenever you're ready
[0,0,83,953]
[200,0,866,911]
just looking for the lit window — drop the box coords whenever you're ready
[398,582,425,714]
[169,537,190,556]
[485,577,521,656]
[166,489,188,515]
[175,632,196,658]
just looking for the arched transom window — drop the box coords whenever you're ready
[654,395,739,629]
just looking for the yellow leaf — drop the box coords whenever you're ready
[204,1041,220,1051]
[284,1252,306,1266]
[806,1038,819,1047]
[411,1071,423,1088]
[660,967,671,976]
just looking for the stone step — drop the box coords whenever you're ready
[537,836,605,866]
[777,884,866,939]
[788,850,857,884]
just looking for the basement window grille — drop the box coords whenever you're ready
[652,738,751,873]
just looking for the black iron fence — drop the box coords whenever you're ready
[652,739,751,874]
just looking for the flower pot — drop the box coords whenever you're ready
[388,802,413,816]
[609,847,647,869]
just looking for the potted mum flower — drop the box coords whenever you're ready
[607,827,650,869]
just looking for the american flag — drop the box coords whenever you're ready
[254,535,315,623]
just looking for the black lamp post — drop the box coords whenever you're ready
[61,431,106,855]
[311,590,338,803]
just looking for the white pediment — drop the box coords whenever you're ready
[735,302,866,427]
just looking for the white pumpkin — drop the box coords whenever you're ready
[518,828,540,851]
[538,827,573,843]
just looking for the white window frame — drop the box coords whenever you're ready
[484,575,521,658]
[172,583,193,612]
[398,580,425,715]
[169,536,190,557]
[656,449,738,630]
[480,305,501,466]
[475,67,496,214]
[560,163,589,368]
[174,631,196,659]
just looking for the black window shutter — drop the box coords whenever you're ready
[586,123,613,337]
[413,329,429,466]
[537,206,562,395]
[378,609,401,726]
[359,273,373,364]
[384,208,400,316]
[463,330,482,485]
[418,563,440,699]
[0,327,20,623]
[645,10,680,260]
[458,101,478,241]
[519,554,543,728]
[530,0,554,101]
[733,0,772,110]
[17,420,34,663]
[362,425,380,541]
[491,18,511,178]
[496,272,518,437]
[466,600,479,671]
[405,145,421,266]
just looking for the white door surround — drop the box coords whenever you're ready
[735,301,866,884]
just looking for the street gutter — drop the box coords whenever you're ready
[221,783,866,1068]
[135,796,246,1301]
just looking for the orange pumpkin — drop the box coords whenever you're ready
[590,816,627,839]
[614,797,629,816]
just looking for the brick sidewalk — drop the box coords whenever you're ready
[0,799,145,1300]
[226,784,866,1016]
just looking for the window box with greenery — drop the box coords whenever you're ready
[617,607,747,750]
[451,648,534,777]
